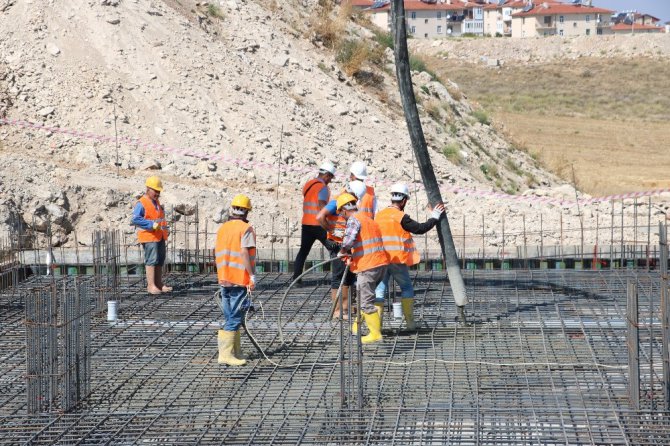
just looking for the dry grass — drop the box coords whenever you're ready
[425,55,670,195]
[309,0,352,49]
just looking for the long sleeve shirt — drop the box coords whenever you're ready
[131,199,161,230]
[340,216,362,251]
[400,214,438,235]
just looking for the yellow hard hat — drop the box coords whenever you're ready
[336,193,357,212]
[231,194,252,210]
[145,176,163,192]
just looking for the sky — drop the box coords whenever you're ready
[594,0,670,23]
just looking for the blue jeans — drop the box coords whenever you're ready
[374,263,414,303]
[220,286,249,331]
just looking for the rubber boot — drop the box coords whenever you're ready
[145,266,161,294]
[217,330,246,366]
[401,298,416,331]
[351,313,360,335]
[233,330,245,360]
[361,311,383,344]
[374,302,384,331]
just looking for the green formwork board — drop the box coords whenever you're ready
[67,266,79,276]
[188,264,199,273]
[502,261,511,270]
[540,261,549,270]
[256,264,265,273]
[574,261,583,270]
[626,260,635,269]
[432,261,443,271]
[555,262,565,270]
[485,262,494,270]
[466,262,477,270]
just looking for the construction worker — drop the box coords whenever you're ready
[292,160,336,284]
[349,161,377,218]
[214,194,256,367]
[316,180,367,319]
[131,176,172,295]
[374,183,445,330]
[337,193,389,344]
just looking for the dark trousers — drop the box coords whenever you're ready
[293,225,329,279]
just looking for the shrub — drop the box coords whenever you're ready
[372,29,394,50]
[207,4,224,19]
[504,157,523,176]
[472,109,491,126]
[425,101,442,121]
[336,38,369,76]
[310,1,350,49]
[442,143,463,165]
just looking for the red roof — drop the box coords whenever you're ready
[611,23,664,32]
[484,0,562,10]
[401,1,465,11]
[512,4,613,17]
[350,0,375,7]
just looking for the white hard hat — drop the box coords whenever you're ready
[346,180,367,201]
[350,161,368,180]
[319,160,336,175]
[390,183,410,200]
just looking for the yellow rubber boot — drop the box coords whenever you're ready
[401,298,416,331]
[217,330,246,366]
[233,330,246,360]
[351,313,360,335]
[374,302,384,331]
[361,311,383,344]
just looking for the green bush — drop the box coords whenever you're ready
[443,143,463,165]
[472,109,491,126]
[372,29,394,50]
[207,4,224,19]
[336,38,369,76]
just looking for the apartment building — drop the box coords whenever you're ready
[511,2,613,38]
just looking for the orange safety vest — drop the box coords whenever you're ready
[357,185,376,219]
[326,191,347,243]
[302,178,328,226]
[350,213,389,274]
[375,207,420,266]
[215,219,256,287]
[137,195,168,243]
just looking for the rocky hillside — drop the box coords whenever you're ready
[0,0,661,251]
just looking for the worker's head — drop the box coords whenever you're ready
[390,183,410,210]
[349,161,368,181]
[231,194,252,218]
[145,176,163,199]
[346,180,366,202]
[336,193,358,219]
[318,160,336,184]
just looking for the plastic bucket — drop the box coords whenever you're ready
[107,301,118,322]
[392,302,403,319]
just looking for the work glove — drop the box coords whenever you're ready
[247,275,256,292]
[152,222,160,231]
[431,203,445,220]
[337,251,352,266]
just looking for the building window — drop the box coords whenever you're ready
[559,15,564,23]
[411,12,416,20]
[522,18,525,25]
[425,19,428,24]
[597,28,603,35]
[586,15,591,22]
[586,28,591,35]
[559,29,564,36]
[573,22,577,27]
[437,25,443,34]
[437,12,442,19]
[410,26,416,34]
[424,33,428,38]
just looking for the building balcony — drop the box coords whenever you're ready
[536,22,556,30]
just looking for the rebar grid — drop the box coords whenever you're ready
[1,270,669,444]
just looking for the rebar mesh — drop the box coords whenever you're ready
[1,269,669,444]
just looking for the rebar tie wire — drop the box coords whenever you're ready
[212,260,629,371]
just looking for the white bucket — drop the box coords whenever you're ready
[107,301,118,322]
[392,302,403,319]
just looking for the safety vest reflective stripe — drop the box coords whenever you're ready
[375,207,420,266]
[137,195,168,243]
[215,219,256,287]
[350,213,389,273]
[302,179,328,225]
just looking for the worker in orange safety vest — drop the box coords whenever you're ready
[337,193,389,344]
[292,160,336,284]
[349,161,377,219]
[131,176,172,295]
[374,183,444,331]
[214,194,257,367]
